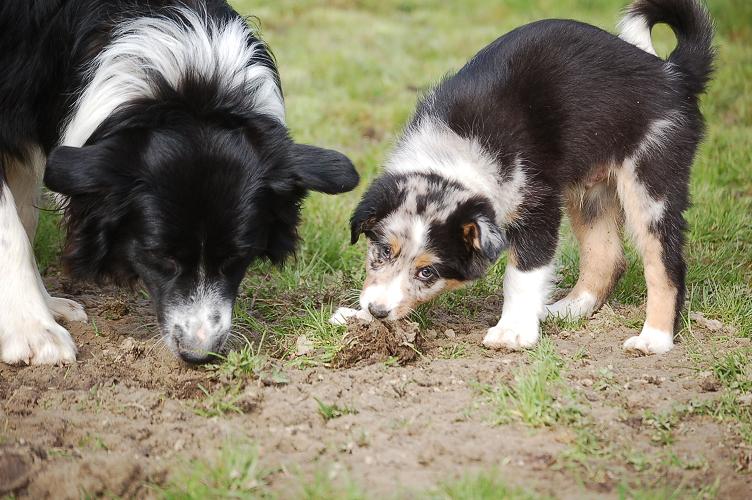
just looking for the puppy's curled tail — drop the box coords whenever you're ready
[618,0,715,95]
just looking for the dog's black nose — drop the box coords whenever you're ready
[368,304,389,319]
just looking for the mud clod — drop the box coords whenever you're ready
[334,319,424,368]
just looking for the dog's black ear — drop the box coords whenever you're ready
[45,144,114,195]
[350,195,378,245]
[289,144,359,194]
[462,216,506,262]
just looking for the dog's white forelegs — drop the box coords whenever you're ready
[0,187,77,365]
[483,263,552,350]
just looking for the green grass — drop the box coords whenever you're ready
[314,397,358,422]
[476,338,581,427]
[158,442,270,499]
[427,471,542,500]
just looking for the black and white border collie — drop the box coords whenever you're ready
[333,0,714,355]
[0,0,358,365]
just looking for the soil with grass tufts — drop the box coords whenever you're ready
[333,318,424,368]
[2,272,751,498]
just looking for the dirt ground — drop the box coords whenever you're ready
[1,273,751,499]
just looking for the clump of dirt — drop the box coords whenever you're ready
[334,319,424,367]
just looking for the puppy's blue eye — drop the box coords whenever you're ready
[416,267,436,281]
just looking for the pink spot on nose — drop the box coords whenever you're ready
[195,326,207,342]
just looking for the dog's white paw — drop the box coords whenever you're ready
[329,307,373,325]
[623,326,673,355]
[330,307,359,325]
[47,296,88,323]
[483,320,540,350]
[544,291,597,320]
[1,319,77,365]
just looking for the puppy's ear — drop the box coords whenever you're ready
[289,144,359,194]
[462,216,506,262]
[45,144,114,195]
[350,196,377,245]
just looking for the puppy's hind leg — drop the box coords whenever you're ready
[617,152,688,355]
[545,179,625,320]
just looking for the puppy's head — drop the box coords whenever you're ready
[350,173,506,320]
[45,108,358,362]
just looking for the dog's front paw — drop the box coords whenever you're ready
[544,291,597,320]
[483,319,540,350]
[1,319,77,365]
[329,307,373,325]
[623,326,673,355]
[47,296,88,323]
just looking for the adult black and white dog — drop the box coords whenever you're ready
[0,0,358,365]
[333,0,714,355]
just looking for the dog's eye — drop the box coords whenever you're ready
[380,245,392,259]
[416,266,436,281]
[145,251,178,276]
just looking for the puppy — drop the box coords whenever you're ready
[332,0,714,355]
[0,0,358,365]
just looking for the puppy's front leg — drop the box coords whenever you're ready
[483,262,553,350]
[483,198,560,351]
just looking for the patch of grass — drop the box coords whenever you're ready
[33,208,63,273]
[297,471,366,500]
[207,336,269,381]
[438,343,468,359]
[687,392,752,445]
[616,479,719,500]
[477,338,581,427]
[711,349,752,392]
[314,397,357,422]
[642,409,680,447]
[158,442,269,499]
[427,471,541,500]
[193,383,244,418]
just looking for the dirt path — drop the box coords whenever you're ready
[2,276,751,498]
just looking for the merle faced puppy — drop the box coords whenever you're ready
[0,0,358,365]
[332,0,714,355]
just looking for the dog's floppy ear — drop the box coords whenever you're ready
[289,143,359,194]
[462,216,506,262]
[45,144,115,195]
[350,194,378,245]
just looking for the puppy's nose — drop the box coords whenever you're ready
[368,304,390,319]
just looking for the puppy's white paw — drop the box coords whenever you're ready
[544,291,597,320]
[329,307,359,325]
[1,320,77,365]
[47,296,88,323]
[483,320,540,350]
[623,326,673,355]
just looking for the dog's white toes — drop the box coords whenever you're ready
[47,296,88,323]
[623,326,673,355]
[483,323,539,350]
[1,321,77,365]
[329,307,359,326]
[543,292,597,320]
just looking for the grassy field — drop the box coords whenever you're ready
[23,0,752,498]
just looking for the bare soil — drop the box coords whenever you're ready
[1,273,751,499]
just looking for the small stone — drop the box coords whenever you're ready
[173,439,185,451]
[690,312,724,331]
[295,335,314,356]
[581,378,594,387]
[425,329,438,340]
[444,329,456,339]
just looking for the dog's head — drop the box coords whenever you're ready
[45,106,358,362]
[350,172,506,320]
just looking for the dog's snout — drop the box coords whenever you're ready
[368,303,390,319]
